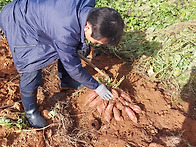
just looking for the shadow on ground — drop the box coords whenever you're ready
[180,66,196,146]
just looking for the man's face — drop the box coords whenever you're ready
[84,22,108,45]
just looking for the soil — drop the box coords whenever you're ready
[0,38,196,147]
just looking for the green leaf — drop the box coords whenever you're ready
[178,98,183,103]
[48,110,57,118]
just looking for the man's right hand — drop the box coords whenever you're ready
[94,83,113,100]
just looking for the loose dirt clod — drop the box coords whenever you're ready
[0,39,17,76]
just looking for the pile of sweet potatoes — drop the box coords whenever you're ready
[86,89,142,123]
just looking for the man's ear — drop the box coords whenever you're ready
[84,22,93,36]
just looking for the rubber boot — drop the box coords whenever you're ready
[21,89,47,128]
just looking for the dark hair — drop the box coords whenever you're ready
[87,7,124,46]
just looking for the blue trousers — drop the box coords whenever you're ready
[20,69,42,111]
[20,60,71,91]
[20,60,71,110]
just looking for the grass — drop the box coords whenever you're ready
[96,0,196,100]
[138,23,196,99]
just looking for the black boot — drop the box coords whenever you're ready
[21,89,47,128]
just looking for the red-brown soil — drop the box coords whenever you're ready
[0,39,195,147]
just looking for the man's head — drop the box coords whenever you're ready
[84,7,124,46]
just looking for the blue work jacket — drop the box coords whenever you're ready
[0,0,99,89]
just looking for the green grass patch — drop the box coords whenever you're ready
[96,0,196,99]
[96,0,196,31]
[138,22,196,98]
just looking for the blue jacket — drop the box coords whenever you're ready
[0,0,99,89]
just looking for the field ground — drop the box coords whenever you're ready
[0,38,196,147]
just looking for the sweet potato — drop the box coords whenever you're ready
[103,99,109,108]
[115,101,124,110]
[118,96,142,114]
[86,91,98,104]
[113,106,123,121]
[132,105,142,114]
[118,96,134,108]
[124,106,138,123]
[89,96,102,108]
[120,92,133,103]
[96,100,106,114]
[111,89,119,100]
[104,101,115,122]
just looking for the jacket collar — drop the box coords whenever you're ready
[79,7,92,44]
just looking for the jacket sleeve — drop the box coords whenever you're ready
[54,40,99,90]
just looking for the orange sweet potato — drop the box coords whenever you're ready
[120,91,142,112]
[89,96,102,108]
[113,106,123,121]
[118,96,134,108]
[115,101,124,110]
[132,105,142,114]
[124,106,138,123]
[96,100,106,114]
[111,89,119,100]
[104,101,115,122]
[120,92,133,103]
[119,96,142,114]
[103,99,109,108]
[86,91,98,104]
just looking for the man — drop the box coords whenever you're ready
[0,0,124,128]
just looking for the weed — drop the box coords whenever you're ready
[48,103,60,118]
[97,73,125,89]
[72,89,85,97]
[0,116,12,129]
[0,113,26,130]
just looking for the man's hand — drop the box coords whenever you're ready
[78,44,91,58]
[94,83,113,100]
